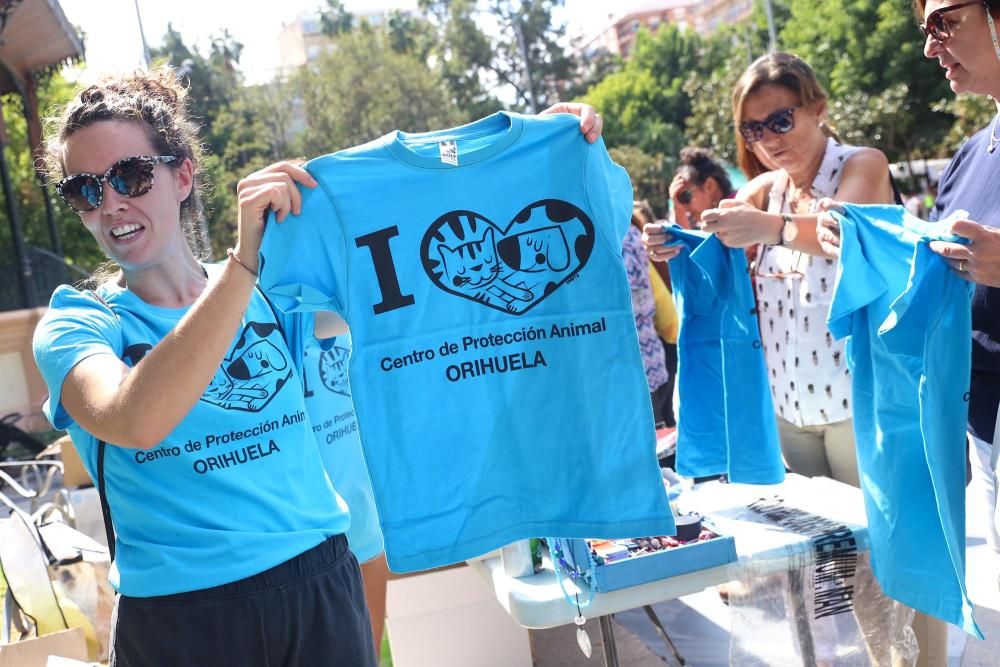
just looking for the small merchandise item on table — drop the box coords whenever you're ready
[589,516,719,565]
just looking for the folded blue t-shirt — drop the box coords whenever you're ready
[32,266,348,597]
[259,112,674,572]
[828,204,980,636]
[666,226,784,484]
[303,333,384,563]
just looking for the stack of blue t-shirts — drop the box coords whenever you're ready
[666,226,784,484]
[828,204,981,636]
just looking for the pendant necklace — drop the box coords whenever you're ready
[989,113,1000,154]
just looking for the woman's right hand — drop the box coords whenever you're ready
[642,222,681,262]
[235,161,318,272]
[669,174,693,228]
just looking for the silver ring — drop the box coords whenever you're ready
[959,259,967,272]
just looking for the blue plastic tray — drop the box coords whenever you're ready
[555,528,737,592]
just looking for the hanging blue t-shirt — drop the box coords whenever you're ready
[666,226,784,484]
[828,204,980,636]
[303,333,384,563]
[259,111,674,572]
[32,266,349,597]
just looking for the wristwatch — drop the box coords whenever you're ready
[777,214,797,246]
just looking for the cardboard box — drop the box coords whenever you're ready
[0,628,88,667]
[555,525,737,592]
[55,436,91,489]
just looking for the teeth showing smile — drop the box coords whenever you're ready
[110,223,143,239]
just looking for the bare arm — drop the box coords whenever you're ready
[708,150,893,257]
[59,163,316,449]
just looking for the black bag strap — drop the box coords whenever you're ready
[84,288,119,560]
[96,440,115,561]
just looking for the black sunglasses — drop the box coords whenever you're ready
[56,155,177,213]
[919,1,983,42]
[739,107,798,144]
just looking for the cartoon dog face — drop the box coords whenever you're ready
[497,225,570,273]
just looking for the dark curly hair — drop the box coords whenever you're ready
[675,147,733,196]
[43,68,208,272]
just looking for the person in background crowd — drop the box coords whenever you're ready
[632,201,678,427]
[669,146,735,229]
[623,206,670,425]
[912,0,1000,597]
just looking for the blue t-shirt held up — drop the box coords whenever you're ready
[32,266,349,597]
[303,333,384,563]
[828,204,980,637]
[259,111,674,572]
[666,226,784,484]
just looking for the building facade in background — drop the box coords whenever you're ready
[576,1,698,61]
[278,8,399,72]
[691,0,753,36]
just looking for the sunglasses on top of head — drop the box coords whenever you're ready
[56,155,177,213]
[739,107,798,145]
[919,0,984,42]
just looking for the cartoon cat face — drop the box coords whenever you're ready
[438,227,500,289]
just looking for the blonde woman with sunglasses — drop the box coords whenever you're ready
[644,52,895,486]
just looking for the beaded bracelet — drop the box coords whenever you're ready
[226,248,258,277]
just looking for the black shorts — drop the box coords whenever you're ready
[110,535,376,666]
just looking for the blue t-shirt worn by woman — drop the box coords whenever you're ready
[303,333,384,563]
[32,266,349,597]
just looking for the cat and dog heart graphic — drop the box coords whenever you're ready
[420,199,596,315]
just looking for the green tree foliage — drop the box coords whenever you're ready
[386,9,435,59]
[419,0,575,116]
[779,0,952,159]
[486,0,576,112]
[420,0,500,119]
[581,25,709,208]
[683,48,748,166]
[292,30,463,156]
[583,26,701,157]
[933,93,996,154]
[609,145,669,216]
[1,75,105,272]
[319,0,355,36]
[152,26,256,254]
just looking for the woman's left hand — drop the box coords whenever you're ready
[541,102,603,143]
[930,219,1000,287]
[701,199,782,248]
[816,198,845,258]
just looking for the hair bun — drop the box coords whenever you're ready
[92,69,188,115]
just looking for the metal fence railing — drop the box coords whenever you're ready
[0,247,91,312]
